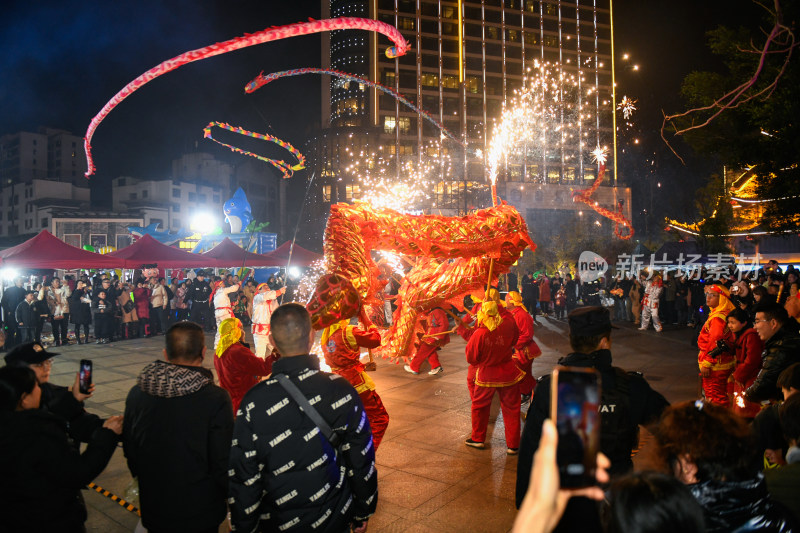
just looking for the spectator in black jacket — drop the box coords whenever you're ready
[516,306,669,532]
[229,303,378,533]
[15,291,37,343]
[0,365,122,533]
[4,342,105,444]
[68,280,92,344]
[1,277,27,347]
[746,303,800,404]
[123,321,233,533]
[188,273,213,331]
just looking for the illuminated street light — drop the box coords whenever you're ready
[1,268,20,281]
[190,213,217,234]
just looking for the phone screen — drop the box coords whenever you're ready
[550,366,601,488]
[79,360,93,394]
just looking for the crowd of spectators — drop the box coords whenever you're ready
[0,271,285,352]
[507,261,800,334]
[0,258,799,532]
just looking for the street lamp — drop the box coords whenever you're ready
[190,212,217,235]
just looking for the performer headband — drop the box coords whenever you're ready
[707,284,730,297]
[256,283,269,293]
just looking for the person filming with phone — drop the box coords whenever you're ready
[3,342,107,443]
[515,306,669,532]
[0,365,122,532]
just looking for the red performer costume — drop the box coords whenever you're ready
[406,308,449,375]
[214,317,275,415]
[504,291,542,398]
[697,284,736,406]
[321,320,389,450]
[462,300,523,452]
[457,289,511,399]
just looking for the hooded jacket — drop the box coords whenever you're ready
[123,360,233,532]
[690,474,798,532]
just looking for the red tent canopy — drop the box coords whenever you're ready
[200,237,282,267]
[0,230,124,269]
[107,234,211,269]
[262,241,323,267]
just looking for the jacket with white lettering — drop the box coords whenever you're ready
[229,354,378,533]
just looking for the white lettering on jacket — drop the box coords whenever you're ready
[272,460,295,476]
[269,429,292,447]
[267,398,289,416]
[276,489,298,506]
[332,394,352,410]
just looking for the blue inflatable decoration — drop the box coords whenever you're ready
[224,187,254,233]
[127,223,191,245]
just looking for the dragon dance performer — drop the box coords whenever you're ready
[698,283,736,406]
[459,300,523,454]
[212,280,240,350]
[457,289,517,384]
[320,317,389,450]
[214,317,275,415]
[251,283,286,360]
[404,307,449,376]
[504,291,542,403]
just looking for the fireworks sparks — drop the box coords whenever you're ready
[342,140,452,212]
[734,392,746,409]
[618,95,637,120]
[591,146,609,165]
[486,60,601,185]
[292,258,327,305]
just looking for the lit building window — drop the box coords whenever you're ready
[345,184,361,200]
[322,185,333,202]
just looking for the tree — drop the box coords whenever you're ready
[663,0,800,232]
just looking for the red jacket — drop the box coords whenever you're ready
[465,314,523,387]
[698,316,736,371]
[322,325,381,392]
[508,306,541,360]
[539,279,551,302]
[422,308,450,348]
[213,342,273,414]
[133,287,150,319]
[732,327,764,386]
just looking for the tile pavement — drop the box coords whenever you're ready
[37,316,700,532]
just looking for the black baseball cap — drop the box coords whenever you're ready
[4,342,60,366]
[568,306,618,336]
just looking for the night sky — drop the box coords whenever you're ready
[1,0,762,213]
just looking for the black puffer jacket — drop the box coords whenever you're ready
[68,288,92,325]
[123,360,233,533]
[690,474,798,532]
[0,409,118,533]
[746,322,800,403]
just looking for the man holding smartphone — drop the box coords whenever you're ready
[515,306,668,531]
[3,342,108,443]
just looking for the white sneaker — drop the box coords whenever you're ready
[428,366,443,375]
[403,365,419,375]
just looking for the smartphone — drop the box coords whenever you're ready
[79,359,93,395]
[550,366,601,488]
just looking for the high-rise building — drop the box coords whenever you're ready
[308,0,631,239]
[0,127,88,186]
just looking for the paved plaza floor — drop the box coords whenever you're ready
[41,315,700,532]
